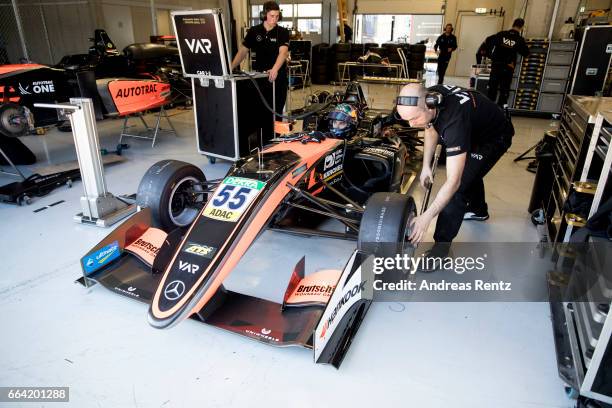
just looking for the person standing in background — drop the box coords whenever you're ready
[434,24,458,85]
[231,1,289,122]
[485,18,529,107]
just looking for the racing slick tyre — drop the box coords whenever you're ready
[0,103,29,137]
[136,160,207,231]
[358,192,417,258]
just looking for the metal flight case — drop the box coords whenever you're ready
[172,9,274,162]
[192,73,272,162]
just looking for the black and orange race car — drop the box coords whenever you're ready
[0,63,171,137]
[0,30,187,137]
[77,87,422,367]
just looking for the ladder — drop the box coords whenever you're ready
[338,0,348,43]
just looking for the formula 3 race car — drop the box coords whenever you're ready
[0,29,188,137]
[78,121,423,367]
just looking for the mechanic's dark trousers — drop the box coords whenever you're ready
[487,64,513,107]
[437,58,450,84]
[262,72,288,122]
[433,133,513,243]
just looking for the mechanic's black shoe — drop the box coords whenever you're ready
[417,243,451,273]
[463,211,489,221]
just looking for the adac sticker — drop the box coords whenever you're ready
[202,177,266,222]
[82,240,121,275]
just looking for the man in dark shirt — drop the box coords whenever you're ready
[231,1,289,120]
[485,18,529,106]
[396,83,514,265]
[434,24,458,85]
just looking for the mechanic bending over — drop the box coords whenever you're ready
[396,84,514,270]
[231,1,289,121]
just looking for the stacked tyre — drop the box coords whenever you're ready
[364,43,378,53]
[351,43,365,61]
[312,43,331,84]
[332,43,352,82]
[408,43,426,79]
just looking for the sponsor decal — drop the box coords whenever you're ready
[178,260,200,274]
[113,285,141,299]
[164,280,185,300]
[245,328,280,342]
[202,177,266,222]
[182,242,217,259]
[295,284,335,295]
[319,281,366,339]
[18,80,55,95]
[115,84,158,98]
[470,153,483,160]
[363,147,394,158]
[324,149,343,171]
[184,38,212,54]
[323,164,343,180]
[82,241,121,275]
[502,37,516,47]
[124,227,167,267]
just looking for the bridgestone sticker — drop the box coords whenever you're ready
[202,177,266,222]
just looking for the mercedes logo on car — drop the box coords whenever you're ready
[164,280,186,300]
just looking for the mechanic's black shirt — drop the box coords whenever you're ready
[430,85,514,157]
[243,23,289,74]
[485,29,529,68]
[434,33,458,62]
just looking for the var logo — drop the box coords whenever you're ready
[179,260,200,274]
[185,38,212,54]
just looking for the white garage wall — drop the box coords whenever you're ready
[352,0,445,14]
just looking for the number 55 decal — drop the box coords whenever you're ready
[203,177,266,222]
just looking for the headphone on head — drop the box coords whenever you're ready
[260,1,282,22]
[396,91,444,109]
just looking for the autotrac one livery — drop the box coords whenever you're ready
[78,85,421,368]
[0,29,186,137]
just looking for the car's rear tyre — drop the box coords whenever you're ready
[358,192,417,257]
[136,160,207,231]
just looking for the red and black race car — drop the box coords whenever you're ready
[78,108,422,367]
[0,30,186,138]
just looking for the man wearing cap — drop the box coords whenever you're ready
[395,83,514,267]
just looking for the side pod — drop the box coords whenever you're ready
[314,250,373,368]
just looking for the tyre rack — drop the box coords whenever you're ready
[510,39,577,115]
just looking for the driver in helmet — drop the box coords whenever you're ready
[327,103,359,138]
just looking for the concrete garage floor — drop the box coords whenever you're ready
[0,77,573,408]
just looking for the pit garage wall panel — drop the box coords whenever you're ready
[352,0,444,14]
[41,2,95,63]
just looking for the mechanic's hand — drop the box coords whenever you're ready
[447,47,452,53]
[409,214,433,244]
[419,167,433,189]
[268,68,279,82]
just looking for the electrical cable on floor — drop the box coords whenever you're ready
[234,71,331,120]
